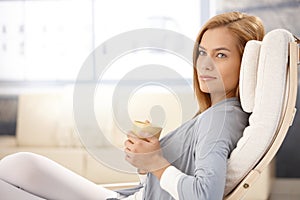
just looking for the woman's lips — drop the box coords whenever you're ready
[199,75,217,81]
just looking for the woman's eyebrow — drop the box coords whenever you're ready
[198,45,231,52]
[198,45,206,50]
[214,47,231,52]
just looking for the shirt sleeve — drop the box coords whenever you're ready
[179,141,229,199]
[177,108,244,200]
[160,165,186,200]
[119,187,144,200]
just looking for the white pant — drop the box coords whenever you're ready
[0,152,119,200]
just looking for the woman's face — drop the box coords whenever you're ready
[196,26,241,99]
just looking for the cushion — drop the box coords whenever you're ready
[239,40,261,113]
[16,93,61,146]
[225,29,294,195]
[16,92,83,147]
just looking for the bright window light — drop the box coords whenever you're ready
[0,0,202,82]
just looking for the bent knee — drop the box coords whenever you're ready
[0,152,45,183]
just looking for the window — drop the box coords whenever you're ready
[0,0,206,84]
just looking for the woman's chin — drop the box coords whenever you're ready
[199,88,210,94]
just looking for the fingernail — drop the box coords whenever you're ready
[139,132,152,138]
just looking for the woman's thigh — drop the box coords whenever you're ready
[0,152,118,200]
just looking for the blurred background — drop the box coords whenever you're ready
[0,0,299,199]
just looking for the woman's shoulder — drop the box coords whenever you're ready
[198,98,247,121]
[193,98,249,137]
[161,98,248,141]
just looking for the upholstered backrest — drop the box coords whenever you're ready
[224,29,295,195]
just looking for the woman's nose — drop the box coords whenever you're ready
[197,56,214,71]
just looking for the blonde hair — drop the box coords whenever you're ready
[193,12,265,116]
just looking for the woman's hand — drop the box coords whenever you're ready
[124,132,170,178]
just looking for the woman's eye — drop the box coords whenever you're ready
[216,53,226,58]
[199,50,207,56]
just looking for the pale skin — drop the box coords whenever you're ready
[124,26,242,180]
[197,26,241,105]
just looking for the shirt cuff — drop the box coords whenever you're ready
[160,165,186,200]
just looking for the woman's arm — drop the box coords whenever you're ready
[160,108,245,200]
[124,107,246,200]
[124,125,232,200]
[157,139,231,200]
[178,140,230,200]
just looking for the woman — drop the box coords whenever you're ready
[0,11,264,200]
[122,11,265,200]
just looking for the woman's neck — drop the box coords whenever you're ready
[210,90,236,106]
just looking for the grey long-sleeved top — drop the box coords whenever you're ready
[117,97,249,200]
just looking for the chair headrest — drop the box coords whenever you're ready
[239,40,261,113]
[239,29,294,113]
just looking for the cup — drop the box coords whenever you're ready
[131,120,162,140]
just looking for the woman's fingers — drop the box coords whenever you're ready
[126,132,141,143]
[126,131,136,138]
[124,139,135,152]
[124,137,143,153]
[124,148,132,158]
